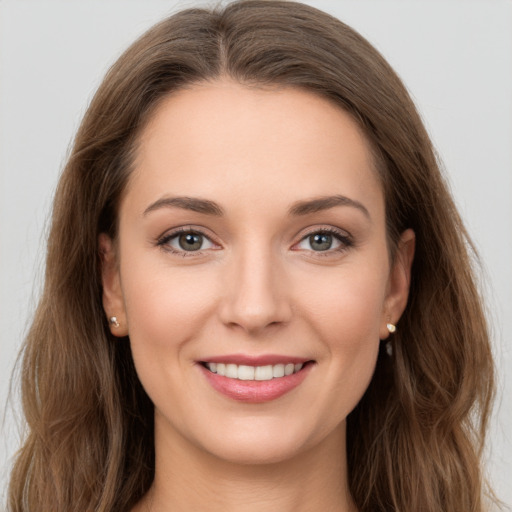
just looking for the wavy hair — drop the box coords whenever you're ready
[8,1,495,510]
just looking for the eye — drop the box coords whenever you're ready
[294,229,352,253]
[159,230,216,253]
[297,232,340,251]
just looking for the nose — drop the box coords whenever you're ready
[218,244,292,335]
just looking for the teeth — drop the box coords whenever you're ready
[225,364,238,379]
[272,364,285,378]
[284,363,294,376]
[255,365,273,380]
[205,362,305,381]
[238,365,255,380]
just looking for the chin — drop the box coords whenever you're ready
[188,415,342,467]
[205,435,309,466]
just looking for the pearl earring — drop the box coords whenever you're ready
[109,316,120,328]
[386,323,396,333]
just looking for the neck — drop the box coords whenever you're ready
[135,420,357,512]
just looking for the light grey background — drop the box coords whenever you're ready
[1,0,511,507]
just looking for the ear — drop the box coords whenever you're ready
[380,228,415,339]
[98,233,128,337]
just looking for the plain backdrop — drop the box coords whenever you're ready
[1,0,511,507]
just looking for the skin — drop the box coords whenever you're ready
[100,79,414,512]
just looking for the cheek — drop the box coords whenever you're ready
[119,258,224,429]
[298,262,388,345]
[120,254,220,365]
[295,259,388,405]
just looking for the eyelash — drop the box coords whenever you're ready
[293,227,353,256]
[156,227,219,257]
[156,226,354,257]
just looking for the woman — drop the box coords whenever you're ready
[7,1,495,511]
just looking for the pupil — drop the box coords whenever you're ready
[310,233,332,251]
[179,233,202,251]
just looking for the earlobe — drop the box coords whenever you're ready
[380,229,415,339]
[98,233,128,337]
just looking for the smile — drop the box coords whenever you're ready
[199,358,314,403]
[203,362,304,381]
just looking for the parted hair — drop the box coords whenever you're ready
[8,1,495,511]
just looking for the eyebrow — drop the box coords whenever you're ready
[143,196,224,216]
[143,194,370,219]
[288,195,370,219]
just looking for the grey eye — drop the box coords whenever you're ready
[167,231,215,252]
[178,233,203,251]
[296,232,343,252]
[309,233,333,251]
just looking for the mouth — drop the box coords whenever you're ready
[201,361,310,381]
[198,358,315,403]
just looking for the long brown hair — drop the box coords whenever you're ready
[8,1,495,510]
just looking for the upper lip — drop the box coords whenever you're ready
[199,354,312,366]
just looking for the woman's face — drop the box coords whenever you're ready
[101,80,413,465]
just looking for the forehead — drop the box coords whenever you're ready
[126,80,384,220]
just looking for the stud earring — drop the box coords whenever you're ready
[386,323,396,334]
[109,316,120,328]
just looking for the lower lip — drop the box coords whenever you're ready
[199,363,313,403]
